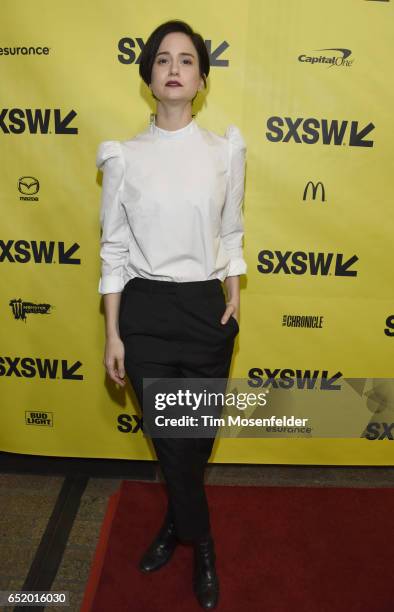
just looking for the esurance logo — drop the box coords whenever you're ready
[266,117,374,147]
[298,48,354,68]
[0,46,50,56]
[0,109,78,134]
[257,250,358,277]
[0,240,80,264]
[118,38,229,67]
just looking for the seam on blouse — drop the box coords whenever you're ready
[117,143,133,262]
[118,142,126,203]
[225,133,233,207]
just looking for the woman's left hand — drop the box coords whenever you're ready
[221,301,239,325]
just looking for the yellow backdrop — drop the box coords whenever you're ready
[1,0,393,464]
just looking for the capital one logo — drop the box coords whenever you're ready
[266,116,375,147]
[298,48,354,68]
[118,38,229,67]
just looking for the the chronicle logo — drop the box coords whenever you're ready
[257,250,358,277]
[0,357,83,380]
[298,48,354,68]
[248,368,342,390]
[0,240,80,264]
[0,109,78,134]
[10,298,52,322]
[266,117,374,147]
[303,181,326,202]
[118,38,229,67]
[18,176,39,201]
[25,411,53,426]
[282,314,324,329]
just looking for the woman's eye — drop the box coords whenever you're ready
[156,58,192,65]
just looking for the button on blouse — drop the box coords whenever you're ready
[96,117,247,294]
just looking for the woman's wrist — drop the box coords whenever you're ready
[224,275,240,304]
[106,328,121,341]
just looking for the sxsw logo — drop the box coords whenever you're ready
[248,368,343,391]
[25,411,53,426]
[384,315,394,337]
[364,423,394,440]
[0,240,80,264]
[0,109,78,134]
[0,357,83,380]
[118,413,144,434]
[257,250,358,277]
[266,117,374,147]
[118,38,229,67]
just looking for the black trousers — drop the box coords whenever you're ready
[119,276,239,542]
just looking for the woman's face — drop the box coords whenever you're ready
[150,32,204,105]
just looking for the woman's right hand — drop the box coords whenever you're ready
[103,335,126,387]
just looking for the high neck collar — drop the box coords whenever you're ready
[150,116,196,139]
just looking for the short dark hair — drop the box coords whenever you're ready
[139,20,210,91]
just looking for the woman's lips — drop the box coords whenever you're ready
[166,82,182,86]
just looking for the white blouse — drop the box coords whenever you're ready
[96,117,247,294]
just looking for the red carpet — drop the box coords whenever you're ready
[81,481,394,612]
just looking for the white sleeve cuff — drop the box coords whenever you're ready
[98,275,125,295]
[226,257,247,277]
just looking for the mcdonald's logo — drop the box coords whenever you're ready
[303,181,326,202]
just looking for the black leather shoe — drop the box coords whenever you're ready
[192,534,219,609]
[138,517,178,573]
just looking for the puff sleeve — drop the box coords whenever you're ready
[221,125,247,277]
[96,141,130,294]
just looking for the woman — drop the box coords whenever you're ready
[96,19,247,610]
